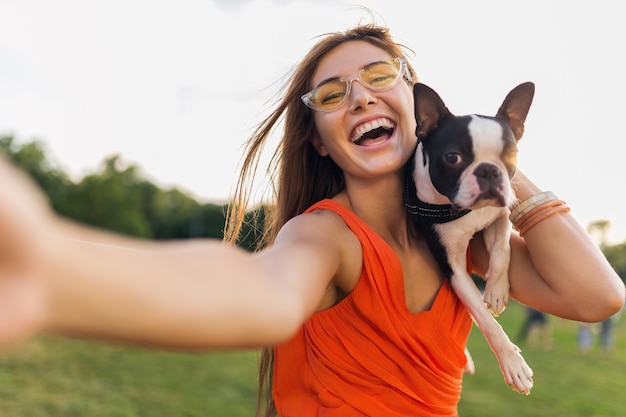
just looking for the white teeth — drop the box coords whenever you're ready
[351,118,395,143]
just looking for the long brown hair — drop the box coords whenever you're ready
[224,23,416,417]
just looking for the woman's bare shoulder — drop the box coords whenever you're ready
[274,204,363,309]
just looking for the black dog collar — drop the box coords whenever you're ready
[404,181,471,224]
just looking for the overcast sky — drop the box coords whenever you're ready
[1,0,625,243]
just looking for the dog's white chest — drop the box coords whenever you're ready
[434,207,505,248]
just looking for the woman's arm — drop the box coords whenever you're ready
[471,170,625,322]
[42,215,339,349]
[50,209,346,349]
[0,156,340,349]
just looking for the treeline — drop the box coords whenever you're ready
[2,134,625,281]
[603,243,626,283]
[1,135,264,250]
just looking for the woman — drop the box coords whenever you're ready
[0,24,622,417]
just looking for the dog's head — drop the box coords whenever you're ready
[412,82,535,210]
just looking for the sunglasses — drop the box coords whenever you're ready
[301,56,409,112]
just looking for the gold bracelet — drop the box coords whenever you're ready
[509,191,557,225]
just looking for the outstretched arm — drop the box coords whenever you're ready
[0,156,339,349]
[470,170,624,322]
[43,219,338,349]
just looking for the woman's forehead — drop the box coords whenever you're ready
[311,41,392,85]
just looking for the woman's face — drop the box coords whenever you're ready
[308,41,417,183]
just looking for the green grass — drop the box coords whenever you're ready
[0,339,259,417]
[0,302,624,416]
[459,302,626,416]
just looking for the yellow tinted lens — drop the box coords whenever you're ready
[308,79,349,110]
[360,59,402,90]
[302,58,405,111]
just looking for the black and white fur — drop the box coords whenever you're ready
[409,82,535,394]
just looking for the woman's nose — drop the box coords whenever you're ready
[348,79,377,111]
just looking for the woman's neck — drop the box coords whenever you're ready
[334,174,411,247]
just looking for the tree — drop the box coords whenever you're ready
[0,135,73,215]
[587,219,612,249]
[2,136,285,251]
[602,242,626,282]
[61,155,154,238]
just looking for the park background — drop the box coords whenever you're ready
[2,0,626,415]
[1,135,625,416]
[2,0,626,243]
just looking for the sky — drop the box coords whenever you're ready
[1,0,625,243]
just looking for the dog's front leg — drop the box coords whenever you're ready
[448,261,533,394]
[482,213,512,316]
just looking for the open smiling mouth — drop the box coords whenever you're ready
[350,117,396,146]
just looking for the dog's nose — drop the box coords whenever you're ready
[475,163,502,181]
[474,163,505,202]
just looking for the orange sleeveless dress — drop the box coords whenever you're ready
[273,199,473,417]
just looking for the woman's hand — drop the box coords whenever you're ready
[0,154,53,346]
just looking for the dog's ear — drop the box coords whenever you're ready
[413,83,452,141]
[496,82,535,141]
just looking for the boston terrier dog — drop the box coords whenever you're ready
[406,82,535,394]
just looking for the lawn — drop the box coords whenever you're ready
[0,339,259,417]
[0,301,623,416]
[460,302,626,416]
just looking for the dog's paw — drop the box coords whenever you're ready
[499,344,534,395]
[464,347,475,375]
[483,278,510,316]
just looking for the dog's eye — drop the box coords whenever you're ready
[445,152,462,165]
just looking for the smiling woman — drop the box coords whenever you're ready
[0,15,623,417]
[221,23,623,417]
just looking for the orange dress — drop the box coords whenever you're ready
[273,199,473,417]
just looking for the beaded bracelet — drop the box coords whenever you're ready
[509,191,571,237]
[514,199,564,229]
[509,191,557,225]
